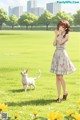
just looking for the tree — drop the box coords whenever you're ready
[52,11,73,25]
[38,11,53,30]
[0,9,9,30]
[18,13,38,30]
[73,10,80,25]
[6,15,18,29]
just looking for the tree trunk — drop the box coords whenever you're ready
[26,25,28,30]
[46,25,48,30]
[12,25,14,30]
[0,25,2,30]
[31,25,33,30]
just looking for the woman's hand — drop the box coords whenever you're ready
[58,34,69,45]
[55,30,61,36]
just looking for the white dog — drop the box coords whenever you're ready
[21,69,41,91]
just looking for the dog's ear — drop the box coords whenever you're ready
[26,69,28,73]
[21,72,22,75]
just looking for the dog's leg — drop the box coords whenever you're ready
[25,87,27,92]
[24,85,28,92]
[30,85,32,90]
[32,84,36,90]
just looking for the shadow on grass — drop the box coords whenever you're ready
[0,33,20,35]
[10,89,24,93]
[7,99,56,106]
[9,88,35,93]
[72,60,80,63]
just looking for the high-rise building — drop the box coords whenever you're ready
[30,7,44,16]
[13,6,23,18]
[27,0,44,16]
[8,6,13,16]
[9,6,23,18]
[46,2,61,15]
[27,0,37,12]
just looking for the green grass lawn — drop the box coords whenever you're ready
[0,30,80,120]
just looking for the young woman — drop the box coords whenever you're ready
[50,20,76,103]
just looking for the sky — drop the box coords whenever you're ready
[0,0,80,14]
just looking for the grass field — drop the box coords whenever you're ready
[0,30,80,120]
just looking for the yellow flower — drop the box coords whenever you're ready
[77,100,80,104]
[66,110,73,116]
[32,111,38,116]
[14,113,20,119]
[48,111,63,120]
[0,103,8,112]
[72,113,80,120]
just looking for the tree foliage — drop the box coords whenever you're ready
[0,9,9,29]
[6,15,18,29]
[18,13,38,29]
[73,10,80,25]
[52,11,73,25]
[38,10,54,30]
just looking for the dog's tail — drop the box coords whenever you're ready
[34,69,41,80]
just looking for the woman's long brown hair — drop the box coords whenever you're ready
[57,20,70,38]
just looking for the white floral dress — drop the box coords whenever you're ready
[50,34,76,75]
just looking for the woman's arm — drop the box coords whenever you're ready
[58,34,69,45]
[53,30,60,46]
[53,37,57,46]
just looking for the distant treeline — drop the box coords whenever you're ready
[0,8,80,31]
[2,26,80,31]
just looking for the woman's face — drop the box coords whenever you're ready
[59,25,66,33]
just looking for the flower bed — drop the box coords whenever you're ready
[0,101,80,120]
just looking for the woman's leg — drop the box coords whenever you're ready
[60,76,67,95]
[56,74,62,99]
[56,74,68,101]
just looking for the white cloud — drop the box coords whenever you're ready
[6,0,27,7]
[7,0,15,6]
[0,0,80,14]
[0,0,27,12]
[0,2,7,11]
[0,2,5,8]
